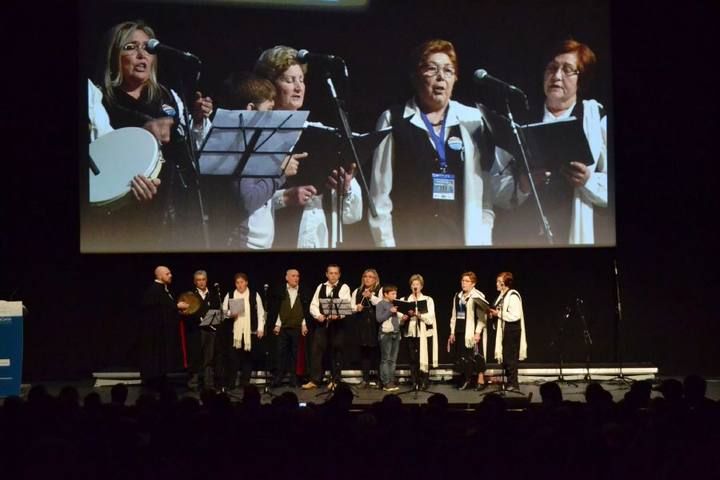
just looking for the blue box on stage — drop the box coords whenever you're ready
[0,301,23,397]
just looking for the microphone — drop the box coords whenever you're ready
[213,282,220,289]
[146,39,201,65]
[473,69,527,105]
[263,284,269,292]
[297,49,348,76]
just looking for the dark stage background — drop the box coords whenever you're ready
[2,1,718,380]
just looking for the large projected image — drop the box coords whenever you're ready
[81,0,613,252]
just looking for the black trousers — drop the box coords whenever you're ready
[359,345,379,382]
[217,320,254,389]
[310,324,344,384]
[231,348,253,387]
[275,327,300,383]
[186,327,218,388]
[405,337,422,385]
[453,333,477,383]
[502,321,522,387]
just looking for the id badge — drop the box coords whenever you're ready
[432,173,455,200]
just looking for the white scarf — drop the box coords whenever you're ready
[230,289,253,351]
[493,289,527,362]
[402,294,439,372]
[570,99,607,244]
[456,289,487,351]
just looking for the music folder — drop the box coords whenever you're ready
[393,299,428,315]
[287,122,392,192]
[521,117,594,170]
[472,296,492,315]
[477,103,593,171]
[198,109,309,177]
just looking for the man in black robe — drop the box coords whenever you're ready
[140,265,186,389]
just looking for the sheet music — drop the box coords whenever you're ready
[199,109,309,176]
[228,298,245,317]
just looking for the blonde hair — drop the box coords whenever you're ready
[254,45,307,82]
[102,21,161,103]
[359,268,381,291]
[408,274,425,288]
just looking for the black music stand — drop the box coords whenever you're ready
[198,109,309,179]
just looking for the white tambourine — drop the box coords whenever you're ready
[89,127,163,208]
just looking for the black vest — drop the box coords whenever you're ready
[389,104,491,247]
[229,289,261,331]
[102,85,200,238]
[279,288,304,328]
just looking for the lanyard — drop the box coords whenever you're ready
[420,109,448,171]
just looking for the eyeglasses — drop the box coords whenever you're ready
[420,63,456,79]
[544,62,580,77]
[120,41,153,54]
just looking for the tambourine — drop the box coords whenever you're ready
[178,291,201,316]
[89,127,164,209]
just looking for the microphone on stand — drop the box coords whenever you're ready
[473,69,528,109]
[146,39,201,65]
[297,49,348,77]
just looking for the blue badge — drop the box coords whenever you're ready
[447,136,463,151]
[161,104,177,117]
[432,172,455,200]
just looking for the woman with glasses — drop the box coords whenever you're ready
[504,39,608,246]
[94,20,212,249]
[369,39,496,248]
[254,46,362,249]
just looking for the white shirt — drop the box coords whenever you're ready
[222,289,266,332]
[310,281,352,319]
[495,290,522,322]
[88,80,113,141]
[401,292,436,338]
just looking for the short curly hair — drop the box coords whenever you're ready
[254,45,307,82]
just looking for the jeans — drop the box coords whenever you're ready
[379,332,400,386]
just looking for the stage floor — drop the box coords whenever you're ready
[7,376,720,407]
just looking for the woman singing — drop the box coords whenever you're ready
[369,39,497,248]
[254,45,362,249]
[400,274,438,390]
[448,271,489,390]
[489,272,527,391]
[95,20,212,250]
[351,269,383,387]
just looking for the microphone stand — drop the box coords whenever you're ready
[550,304,579,388]
[607,260,633,386]
[322,67,377,250]
[502,97,554,245]
[576,297,593,382]
[175,66,211,249]
[260,284,277,398]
